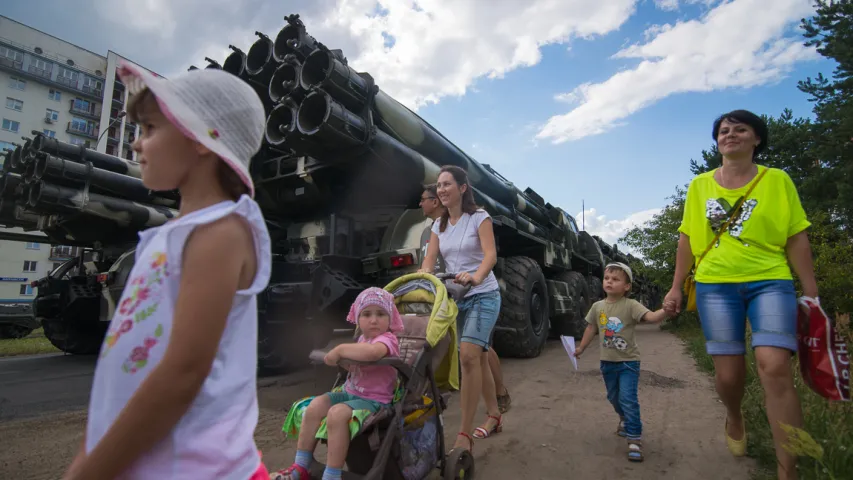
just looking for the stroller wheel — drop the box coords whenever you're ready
[443,447,474,479]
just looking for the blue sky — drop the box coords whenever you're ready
[3,0,835,247]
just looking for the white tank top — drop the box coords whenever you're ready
[85,195,272,479]
[431,209,499,297]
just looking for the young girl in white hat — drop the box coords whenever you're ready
[62,62,272,480]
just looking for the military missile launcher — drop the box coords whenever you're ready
[1,13,660,371]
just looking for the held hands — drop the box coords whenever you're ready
[454,271,482,287]
[663,287,682,315]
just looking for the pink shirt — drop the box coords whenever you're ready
[344,332,400,404]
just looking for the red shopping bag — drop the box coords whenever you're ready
[796,297,850,402]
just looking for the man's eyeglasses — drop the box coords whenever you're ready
[420,196,437,202]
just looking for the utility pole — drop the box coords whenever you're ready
[582,200,585,230]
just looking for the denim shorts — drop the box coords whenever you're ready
[325,391,387,413]
[695,279,798,355]
[456,289,501,351]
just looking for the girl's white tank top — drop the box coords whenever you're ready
[85,195,272,479]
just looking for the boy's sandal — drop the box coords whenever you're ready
[472,414,503,439]
[627,439,644,462]
[615,419,627,437]
[497,389,512,413]
[271,463,310,480]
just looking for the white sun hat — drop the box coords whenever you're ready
[606,262,633,284]
[117,61,265,197]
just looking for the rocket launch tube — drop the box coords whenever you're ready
[273,14,319,62]
[33,154,178,207]
[298,48,552,228]
[268,56,307,104]
[28,135,142,178]
[28,180,177,229]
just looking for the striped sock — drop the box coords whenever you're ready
[322,466,342,480]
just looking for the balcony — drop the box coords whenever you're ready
[28,65,52,80]
[66,122,98,140]
[0,38,105,101]
[55,75,77,89]
[0,56,23,71]
[112,94,124,106]
[69,100,99,120]
[82,85,102,97]
[49,245,80,261]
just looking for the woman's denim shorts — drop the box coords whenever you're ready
[456,289,501,351]
[695,279,798,355]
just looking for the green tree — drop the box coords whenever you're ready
[798,0,853,228]
[620,186,686,291]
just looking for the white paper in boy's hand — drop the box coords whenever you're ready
[560,335,578,370]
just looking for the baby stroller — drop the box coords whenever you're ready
[280,272,473,480]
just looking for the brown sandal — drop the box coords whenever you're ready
[497,388,512,413]
[473,414,503,439]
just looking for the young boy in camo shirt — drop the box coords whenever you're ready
[574,262,670,462]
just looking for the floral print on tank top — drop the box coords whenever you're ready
[100,251,169,374]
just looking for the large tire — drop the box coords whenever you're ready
[550,271,592,340]
[42,318,107,355]
[492,256,550,358]
[587,275,604,301]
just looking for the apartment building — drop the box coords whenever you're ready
[0,15,159,302]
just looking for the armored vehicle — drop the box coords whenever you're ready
[0,14,659,371]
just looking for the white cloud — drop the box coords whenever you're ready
[654,0,681,11]
[535,0,818,144]
[578,207,660,253]
[93,0,641,110]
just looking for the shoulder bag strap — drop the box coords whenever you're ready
[694,166,769,270]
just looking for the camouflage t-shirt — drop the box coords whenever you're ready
[585,297,650,362]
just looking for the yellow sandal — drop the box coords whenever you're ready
[724,412,747,457]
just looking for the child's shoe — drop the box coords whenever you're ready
[627,439,643,462]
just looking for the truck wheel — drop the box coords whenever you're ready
[587,276,604,301]
[42,318,107,355]
[549,271,592,340]
[257,322,333,375]
[493,256,549,358]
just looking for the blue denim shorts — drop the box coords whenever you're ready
[695,280,798,355]
[456,289,501,351]
[325,391,387,413]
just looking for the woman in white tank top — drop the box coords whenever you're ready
[420,165,505,455]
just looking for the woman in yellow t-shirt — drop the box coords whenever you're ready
[664,110,818,480]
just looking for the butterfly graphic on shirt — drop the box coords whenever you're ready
[705,196,758,247]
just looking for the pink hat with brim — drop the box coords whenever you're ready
[117,61,265,197]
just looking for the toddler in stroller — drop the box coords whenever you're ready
[272,273,472,480]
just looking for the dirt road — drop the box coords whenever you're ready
[0,325,755,479]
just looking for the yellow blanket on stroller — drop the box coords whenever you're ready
[385,273,460,391]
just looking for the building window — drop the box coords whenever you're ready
[0,46,24,63]
[0,140,14,152]
[45,109,59,122]
[23,260,38,272]
[20,284,34,296]
[1,118,20,132]
[43,129,56,138]
[5,97,23,111]
[69,137,89,147]
[49,89,61,101]
[26,242,40,249]
[8,76,25,90]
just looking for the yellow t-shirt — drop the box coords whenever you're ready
[678,166,810,283]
